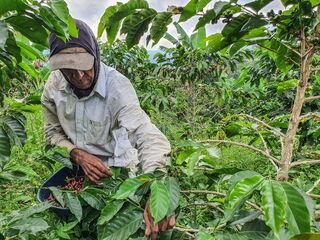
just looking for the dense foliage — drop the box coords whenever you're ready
[0,0,319,240]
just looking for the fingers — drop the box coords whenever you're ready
[94,157,112,177]
[144,201,159,240]
[83,166,100,183]
[144,205,152,237]
[159,219,168,232]
[168,214,176,229]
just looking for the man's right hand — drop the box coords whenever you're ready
[70,148,112,183]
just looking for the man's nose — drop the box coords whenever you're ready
[75,70,85,79]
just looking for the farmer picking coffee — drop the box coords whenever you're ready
[41,19,174,239]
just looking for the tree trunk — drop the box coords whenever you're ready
[277,27,314,181]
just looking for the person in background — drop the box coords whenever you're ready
[41,19,174,239]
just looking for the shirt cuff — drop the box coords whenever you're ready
[57,139,76,153]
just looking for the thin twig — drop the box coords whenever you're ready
[239,114,285,137]
[300,112,320,121]
[181,190,262,212]
[311,67,320,72]
[305,95,320,102]
[183,203,224,213]
[257,131,278,170]
[200,139,281,166]
[181,190,225,197]
[303,46,314,58]
[307,193,320,199]
[174,225,199,233]
[307,179,320,194]
[291,159,320,167]
[194,167,215,172]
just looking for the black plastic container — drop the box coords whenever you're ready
[37,165,84,218]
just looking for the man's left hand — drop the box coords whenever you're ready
[144,200,175,240]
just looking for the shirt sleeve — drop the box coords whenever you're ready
[109,71,171,173]
[41,74,76,153]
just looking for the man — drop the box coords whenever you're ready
[41,19,174,239]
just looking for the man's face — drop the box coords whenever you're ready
[61,67,95,89]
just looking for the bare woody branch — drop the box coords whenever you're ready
[291,159,320,167]
[307,179,320,194]
[257,131,279,170]
[200,139,281,167]
[304,95,320,102]
[239,114,285,137]
[300,112,320,121]
[181,189,262,212]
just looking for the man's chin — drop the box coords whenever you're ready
[77,83,93,90]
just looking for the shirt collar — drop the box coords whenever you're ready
[92,63,106,98]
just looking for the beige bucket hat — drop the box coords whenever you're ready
[48,47,94,71]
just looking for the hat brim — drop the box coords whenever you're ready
[49,52,94,71]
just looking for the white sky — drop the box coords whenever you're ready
[65,0,284,49]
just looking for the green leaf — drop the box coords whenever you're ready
[179,0,211,22]
[67,16,78,38]
[5,31,21,62]
[281,0,298,7]
[197,231,214,240]
[206,146,220,158]
[174,22,191,47]
[3,115,26,146]
[261,180,286,239]
[5,16,48,46]
[97,209,143,240]
[229,41,247,56]
[190,26,206,48]
[311,0,320,6]
[150,12,172,46]
[49,186,65,207]
[225,175,264,220]
[186,151,202,176]
[5,165,37,178]
[9,202,52,224]
[281,183,310,235]
[16,41,43,60]
[165,177,180,216]
[276,79,299,93]
[245,0,273,12]
[101,0,149,44]
[206,33,229,52]
[50,148,73,169]
[64,192,82,222]
[18,57,39,78]
[113,175,150,199]
[113,0,149,22]
[98,5,120,38]
[195,9,216,30]
[150,180,170,223]
[164,32,179,45]
[80,191,104,210]
[0,126,11,169]
[39,6,67,39]
[0,22,8,49]
[222,14,267,41]
[10,217,49,235]
[49,0,69,23]
[290,234,320,240]
[121,8,157,48]
[98,201,124,225]
[0,0,29,16]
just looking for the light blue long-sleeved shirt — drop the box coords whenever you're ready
[41,63,171,173]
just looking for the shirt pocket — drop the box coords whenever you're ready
[86,116,110,146]
[112,127,138,167]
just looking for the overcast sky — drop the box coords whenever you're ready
[65,0,284,49]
